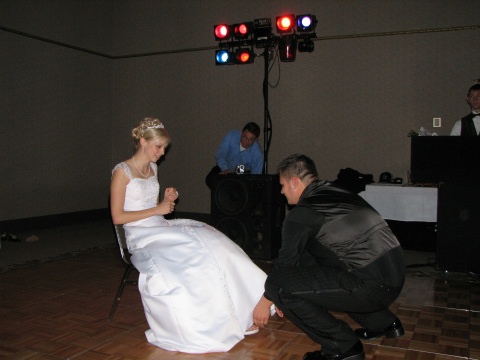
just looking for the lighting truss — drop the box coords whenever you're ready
[214,14,317,65]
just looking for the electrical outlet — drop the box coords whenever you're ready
[433,117,441,127]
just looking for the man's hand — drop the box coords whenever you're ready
[253,296,276,328]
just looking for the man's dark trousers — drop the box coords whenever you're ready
[265,264,402,355]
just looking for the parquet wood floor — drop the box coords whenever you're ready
[1,238,479,359]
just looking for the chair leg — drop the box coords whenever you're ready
[108,264,137,322]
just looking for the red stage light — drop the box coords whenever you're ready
[235,49,254,64]
[214,24,231,40]
[234,22,253,38]
[276,14,295,33]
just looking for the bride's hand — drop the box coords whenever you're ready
[164,187,179,202]
[157,198,175,215]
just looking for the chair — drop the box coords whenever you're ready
[108,223,138,322]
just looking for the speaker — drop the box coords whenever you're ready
[211,174,285,260]
[436,182,480,273]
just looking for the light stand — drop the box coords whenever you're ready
[262,47,271,174]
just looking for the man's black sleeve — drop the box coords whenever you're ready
[275,205,324,267]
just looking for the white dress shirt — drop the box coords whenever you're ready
[450,113,480,135]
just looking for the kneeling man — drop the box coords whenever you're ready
[254,154,405,360]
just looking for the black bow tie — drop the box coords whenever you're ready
[473,113,480,117]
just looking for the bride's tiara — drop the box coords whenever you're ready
[147,123,164,129]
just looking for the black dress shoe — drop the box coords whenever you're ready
[354,318,404,340]
[302,341,365,360]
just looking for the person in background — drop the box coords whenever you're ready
[110,117,274,354]
[450,83,480,136]
[205,122,264,188]
[254,154,405,360]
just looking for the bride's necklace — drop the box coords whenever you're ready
[132,156,151,178]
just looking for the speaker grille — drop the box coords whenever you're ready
[213,178,248,215]
[211,175,285,260]
[215,217,249,248]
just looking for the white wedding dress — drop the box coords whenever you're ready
[113,162,268,353]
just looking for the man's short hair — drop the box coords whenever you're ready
[467,83,480,95]
[242,122,261,138]
[277,154,319,182]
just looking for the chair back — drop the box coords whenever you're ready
[108,221,137,322]
[113,224,132,265]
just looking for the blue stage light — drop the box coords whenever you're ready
[215,50,235,65]
[296,14,317,33]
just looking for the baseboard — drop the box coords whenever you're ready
[0,208,111,233]
[1,209,212,233]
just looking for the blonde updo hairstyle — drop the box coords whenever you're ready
[131,117,170,149]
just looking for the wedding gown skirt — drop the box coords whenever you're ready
[124,219,267,353]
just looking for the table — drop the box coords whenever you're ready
[359,184,438,222]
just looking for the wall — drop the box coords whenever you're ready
[1,0,479,220]
[0,0,114,220]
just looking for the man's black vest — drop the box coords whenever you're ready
[460,113,479,136]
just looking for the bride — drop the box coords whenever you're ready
[110,117,274,353]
